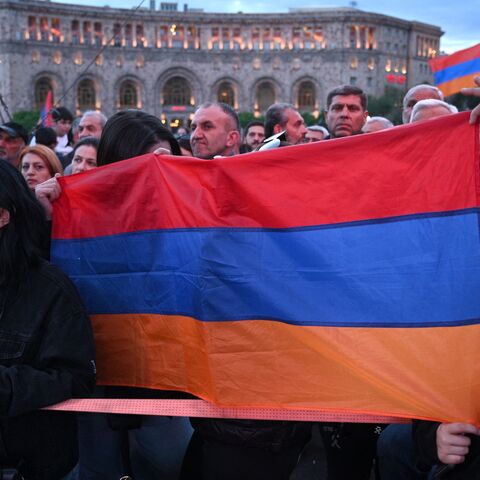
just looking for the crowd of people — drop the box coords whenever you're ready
[0,77,479,480]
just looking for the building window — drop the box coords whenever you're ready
[292,27,302,50]
[28,16,38,41]
[367,57,375,70]
[172,25,184,49]
[252,27,260,51]
[125,24,133,47]
[163,77,191,105]
[273,28,282,50]
[72,20,80,45]
[77,79,96,111]
[256,82,275,112]
[115,55,124,67]
[95,53,104,66]
[94,22,103,47]
[186,25,196,49]
[31,50,40,63]
[40,17,49,41]
[83,21,92,45]
[211,27,220,50]
[350,56,358,69]
[217,82,235,107]
[350,76,357,85]
[367,77,373,87]
[119,80,139,109]
[51,18,61,42]
[136,24,146,47]
[113,23,122,47]
[232,27,242,50]
[298,81,315,111]
[35,78,53,109]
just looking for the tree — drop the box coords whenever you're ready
[238,112,264,129]
[367,86,403,125]
[12,110,40,132]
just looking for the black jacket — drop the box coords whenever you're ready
[0,260,95,479]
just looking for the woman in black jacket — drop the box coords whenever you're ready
[0,159,95,479]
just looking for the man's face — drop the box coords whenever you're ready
[190,106,239,159]
[244,125,265,148]
[283,109,307,145]
[54,118,72,137]
[0,130,25,167]
[402,88,442,124]
[325,95,368,138]
[305,130,326,142]
[78,116,103,139]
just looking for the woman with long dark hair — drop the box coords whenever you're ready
[0,160,95,479]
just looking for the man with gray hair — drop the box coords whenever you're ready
[362,116,394,133]
[402,84,444,124]
[305,125,329,142]
[410,99,458,123]
[264,103,307,145]
[78,110,108,140]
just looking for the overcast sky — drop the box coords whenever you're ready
[63,0,479,54]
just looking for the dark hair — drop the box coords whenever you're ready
[264,103,294,138]
[0,160,48,286]
[177,134,193,155]
[244,121,264,135]
[97,110,181,166]
[326,85,368,110]
[196,102,240,132]
[52,107,74,122]
[73,136,100,156]
[35,127,57,147]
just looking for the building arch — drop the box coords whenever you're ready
[114,76,144,110]
[155,67,202,128]
[75,76,101,113]
[251,77,282,114]
[163,76,191,106]
[210,77,241,109]
[291,76,322,113]
[32,72,63,110]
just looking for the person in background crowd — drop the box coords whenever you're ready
[243,121,266,150]
[0,159,95,480]
[325,85,369,138]
[35,110,191,480]
[305,125,329,142]
[402,84,444,124]
[362,116,394,133]
[264,103,307,145]
[19,145,63,191]
[51,107,74,156]
[190,102,241,159]
[176,126,189,137]
[34,126,58,150]
[63,111,107,174]
[177,134,193,156]
[78,111,107,140]
[71,117,81,145]
[410,99,458,123]
[70,137,99,174]
[0,122,29,167]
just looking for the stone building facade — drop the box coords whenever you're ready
[0,0,442,127]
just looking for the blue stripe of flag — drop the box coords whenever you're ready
[51,209,480,328]
[434,57,480,85]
